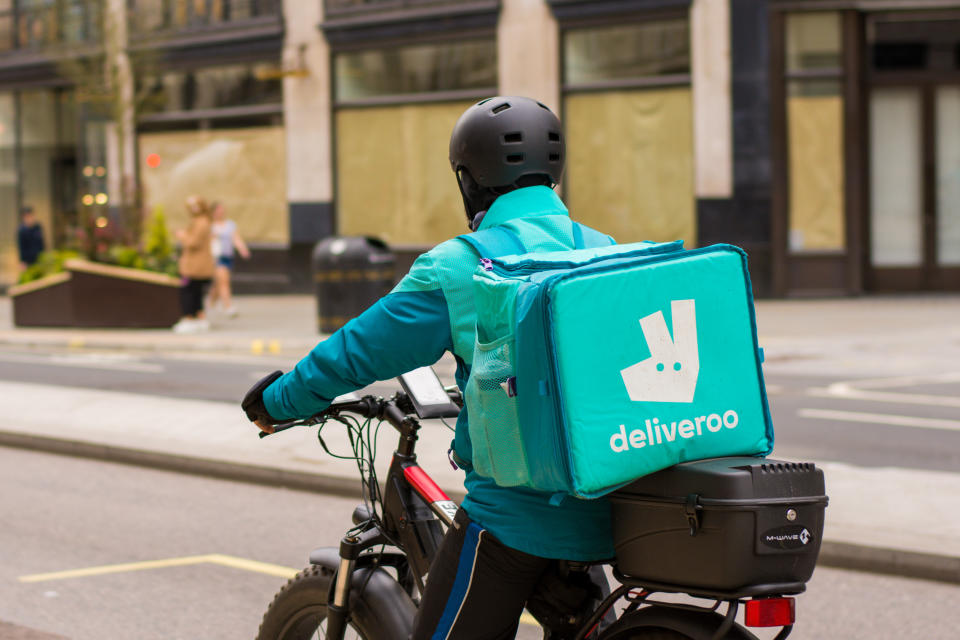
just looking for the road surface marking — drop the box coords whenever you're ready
[809,372,960,408]
[20,554,541,626]
[19,554,297,583]
[798,408,960,432]
[0,351,163,373]
[832,372,960,390]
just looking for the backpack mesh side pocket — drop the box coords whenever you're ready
[465,334,531,487]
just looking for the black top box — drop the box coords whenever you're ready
[609,457,828,597]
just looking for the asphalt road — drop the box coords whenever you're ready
[0,344,958,473]
[3,447,958,640]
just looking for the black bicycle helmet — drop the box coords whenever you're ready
[449,96,565,226]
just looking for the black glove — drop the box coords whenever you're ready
[242,370,285,425]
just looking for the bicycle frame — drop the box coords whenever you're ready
[319,396,457,640]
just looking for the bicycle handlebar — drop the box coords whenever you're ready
[257,388,461,439]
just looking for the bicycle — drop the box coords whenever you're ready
[247,368,822,640]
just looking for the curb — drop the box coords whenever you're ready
[0,333,321,356]
[817,541,960,585]
[1,431,956,587]
[0,430,467,505]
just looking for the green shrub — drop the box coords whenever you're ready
[141,206,178,276]
[106,245,145,270]
[17,250,81,285]
[16,206,181,285]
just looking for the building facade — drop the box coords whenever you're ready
[0,0,958,296]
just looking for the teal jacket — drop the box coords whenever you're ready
[264,186,614,561]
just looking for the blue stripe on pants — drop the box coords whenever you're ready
[432,522,484,640]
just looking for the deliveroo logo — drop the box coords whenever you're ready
[620,299,700,403]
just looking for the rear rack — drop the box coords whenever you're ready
[612,569,807,600]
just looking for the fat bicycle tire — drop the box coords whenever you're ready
[255,564,413,640]
[612,630,691,640]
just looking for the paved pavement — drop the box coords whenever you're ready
[1,293,959,585]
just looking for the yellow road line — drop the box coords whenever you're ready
[21,556,539,628]
[19,554,298,583]
[204,554,298,579]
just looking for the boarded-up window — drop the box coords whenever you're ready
[565,89,695,245]
[563,18,694,246]
[787,81,845,252]
[785,12,845,253]
[335,102,473,246]
[138,127,288,245]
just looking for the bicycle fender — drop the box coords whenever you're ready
[308,547,417,639]
[602,606,759,640]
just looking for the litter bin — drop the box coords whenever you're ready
[312,236,395,333]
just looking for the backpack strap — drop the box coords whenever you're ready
[459,225,527,258]
[572,221,616,250]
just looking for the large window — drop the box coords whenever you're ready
[0,89,82,286]
[137,58,286,246]
[334,40,496,103]
[563,19,689,87]
[0,93,16,282]
[332,36,495,245]
[138,63,282,117]
[0,0,100,51]
[326,0,467,17]
[139,126,288,245]
[130,0,279,33]
[563,16,694,246]
[0,0,12,50]
[784,12,845,254]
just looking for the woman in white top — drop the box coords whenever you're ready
[208,201,250,316]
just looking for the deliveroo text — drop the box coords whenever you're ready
[609,410,740,452]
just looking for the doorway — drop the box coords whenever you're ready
[866,14,960,290]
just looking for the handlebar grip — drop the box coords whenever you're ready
[242,370,284,423]
[257,421,298,439]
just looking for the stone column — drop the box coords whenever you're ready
[496,0,560,113]
[105,0,136,214]
[691,0,732,199]
[282,0,334,245]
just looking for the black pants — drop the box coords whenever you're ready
[179,278,211,317]
[411,509,609,640]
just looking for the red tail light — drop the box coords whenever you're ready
[744,597,795,627]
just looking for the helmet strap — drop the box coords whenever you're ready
[456,168,499,228]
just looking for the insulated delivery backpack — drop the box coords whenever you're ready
[461,225,774,499]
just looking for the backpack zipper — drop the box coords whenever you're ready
[482,240,684,277]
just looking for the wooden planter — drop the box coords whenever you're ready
[9,259,182,328]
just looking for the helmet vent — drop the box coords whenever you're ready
[505,153,525,164]
[503,132,523,143]
[549,153,561,162]
[492,102,511,114]
[548,131,561,142]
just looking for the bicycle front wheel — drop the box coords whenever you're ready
[255,564,414,640]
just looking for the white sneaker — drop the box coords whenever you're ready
[172,318,199,333]
[193,318,211,332]
[225,305,239,318]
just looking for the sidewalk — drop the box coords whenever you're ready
[0,295,323,356]
[1,293,959,585]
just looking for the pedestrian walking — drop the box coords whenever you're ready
[208,201,250,317]
[17,206,45,272]
[172,195,215,333]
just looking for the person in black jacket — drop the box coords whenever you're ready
[17,206,45,272]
